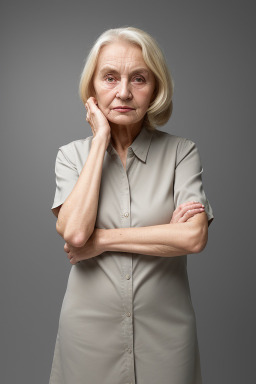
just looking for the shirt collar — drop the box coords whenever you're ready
[106,123,154,163]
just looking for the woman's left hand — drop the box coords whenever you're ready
[64,229,104,265]
[170,201,205,224]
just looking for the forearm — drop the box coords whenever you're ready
[99,221,202,258]
[57,136,108,247]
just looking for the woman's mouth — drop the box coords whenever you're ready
[113,106,135,112]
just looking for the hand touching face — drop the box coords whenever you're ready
[84,97,111,150]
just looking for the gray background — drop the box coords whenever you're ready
[1,0,255,383]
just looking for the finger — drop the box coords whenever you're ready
[173,207,204,224]
[64,243,69,252]
[181,207,205,219]
[87,97,99,113]
[85,104,90,121]
[175,203,204,221]
[174,201,202,218]
[178,201,204,210]
[177,201,196,210]
[70,257,77,265]
[180,204,204,216]
[178,208,205,223]
[85,101,92,116]
[88,96,97,105]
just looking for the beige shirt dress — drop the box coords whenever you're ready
[49,123,214,384]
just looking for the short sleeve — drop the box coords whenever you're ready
[51,145,79,212]
[174,138,214,226]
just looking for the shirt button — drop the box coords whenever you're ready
[126,312,131,317]
[125,274,131,280]
[127,347,132,353]
[124,212,129,217]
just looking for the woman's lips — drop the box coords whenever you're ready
[113,107,134,112]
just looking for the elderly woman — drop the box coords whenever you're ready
[49,27,214,384]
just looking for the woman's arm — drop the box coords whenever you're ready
[64,208,209,264]
[99,211,208,257]
[56,98,111,247]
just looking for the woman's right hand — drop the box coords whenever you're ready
[170,201,205,224]
[85,97,111,150]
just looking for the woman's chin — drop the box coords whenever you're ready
[107,116,141,126]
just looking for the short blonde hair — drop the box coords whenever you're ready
[79,26,174,130]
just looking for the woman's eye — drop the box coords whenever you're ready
[104,75,145,83]
[134,77,145,83]
[106,76,115,82]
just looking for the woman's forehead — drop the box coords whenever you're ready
[96,42,147,71]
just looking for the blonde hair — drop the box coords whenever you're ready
[79,26,174,130]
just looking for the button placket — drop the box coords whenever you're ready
[119,160,135,384]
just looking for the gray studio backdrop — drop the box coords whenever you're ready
[1,1,255,383]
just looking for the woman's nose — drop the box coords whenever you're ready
[116,79,132,100]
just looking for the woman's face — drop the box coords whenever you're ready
[92,40,156,127]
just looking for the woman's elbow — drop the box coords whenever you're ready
[62,230,91,248]
[188,225,208,254]
[55,214,93,247]
[56,219,65,238]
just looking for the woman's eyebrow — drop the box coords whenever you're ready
[99,66,149,75]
